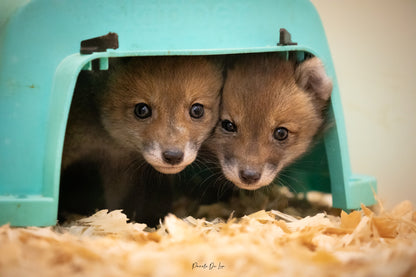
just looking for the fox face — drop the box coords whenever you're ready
[208,53,332,190]
[99,56,223,174]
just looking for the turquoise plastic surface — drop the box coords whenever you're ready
[0,0,377,226]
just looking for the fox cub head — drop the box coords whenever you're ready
[209,53,332,190]
[100,56,223,174]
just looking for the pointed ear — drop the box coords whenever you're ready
[295,57,333,101]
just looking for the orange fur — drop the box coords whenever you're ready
[206,53,332,190]
[61,56,223,218]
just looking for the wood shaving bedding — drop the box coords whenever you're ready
[0,199,415,277]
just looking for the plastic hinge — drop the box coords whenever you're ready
[277,28,297,46]
[80,32,119,54]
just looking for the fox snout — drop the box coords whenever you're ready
[162,149,184,165]
[239,169,261,185]
[142,142,198,174]
[220,157,278,190]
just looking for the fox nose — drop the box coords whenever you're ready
[239,169,261,185]
[162,150,184,165]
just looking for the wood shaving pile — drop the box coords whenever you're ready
[0,200,415,277]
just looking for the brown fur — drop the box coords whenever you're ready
[206,53,332,190]
[99,56,223,174]
[61,56,223,214]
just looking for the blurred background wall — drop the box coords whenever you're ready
[311,0,416,209]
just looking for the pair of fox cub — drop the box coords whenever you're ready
[60,52,332,225]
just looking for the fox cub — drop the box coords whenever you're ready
[206,53,332,190]
[60,56,223,224]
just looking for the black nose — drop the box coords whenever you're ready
[239,169,261,185]
[162,150,184,165]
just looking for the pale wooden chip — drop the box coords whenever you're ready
[340,210,362,230]
[0,199,415,277]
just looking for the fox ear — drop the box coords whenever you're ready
[295,57,333,101]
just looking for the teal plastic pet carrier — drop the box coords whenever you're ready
[0,0,377,226]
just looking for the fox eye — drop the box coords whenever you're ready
[221,120,237,133]
[134,103,152,119]
[189,103,204,119]
[273,127,289,141]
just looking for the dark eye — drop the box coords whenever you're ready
[134,103,152,119]
[221,120,237,133]
[273,127,289,141]
[189,103,204,119]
